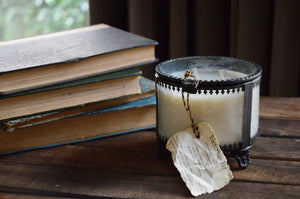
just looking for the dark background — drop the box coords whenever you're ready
[89,0,300,97]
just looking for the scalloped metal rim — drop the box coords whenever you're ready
[155,56,262,87]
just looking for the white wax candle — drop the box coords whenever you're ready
[157,70,260,146]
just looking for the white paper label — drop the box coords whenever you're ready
[166,122,233,196]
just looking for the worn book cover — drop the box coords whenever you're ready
[0,68,141,99]
[0,75,142,121]
[1,77,155,131]
[0,96,156,155]
[0,24,158,95]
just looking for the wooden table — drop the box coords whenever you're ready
[0,97,299,198]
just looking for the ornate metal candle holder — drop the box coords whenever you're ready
[155,56,262,168]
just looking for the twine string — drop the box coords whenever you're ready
[181,70,200,138]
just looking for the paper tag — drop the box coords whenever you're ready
[166,122,233,196]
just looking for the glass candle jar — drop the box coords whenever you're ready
[155,56,262,168]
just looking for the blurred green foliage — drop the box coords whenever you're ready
[0,0,89,41]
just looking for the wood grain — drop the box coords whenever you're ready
[229,158,300,185]
[1,131,299,185]
[260,118,300,137]
[260,97,300,119]
[0,162,299,199]
[251,137,300,161]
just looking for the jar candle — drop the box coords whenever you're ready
[155,57,262,167]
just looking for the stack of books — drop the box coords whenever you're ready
[0,24,158,155]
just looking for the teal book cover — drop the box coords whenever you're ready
[0,96,156,156]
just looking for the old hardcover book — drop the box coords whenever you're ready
[2,77,155,131]
[0,24,157,95]
[0,96,156,155]
[0,75,141,121]
[1,68,142,99]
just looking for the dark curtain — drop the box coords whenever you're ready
[89,0,300,97]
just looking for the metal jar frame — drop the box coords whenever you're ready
[155,56,262,169]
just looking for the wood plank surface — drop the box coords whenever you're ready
[0,162,299,199]
[260,97,300,119]
[0,97,299,198]
[251,137,300,161]
[229,158,300,185]
[1,130,299,164]
[1,131,299,190]
[259,118,300,137]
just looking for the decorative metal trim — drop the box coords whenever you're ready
[156,74,261,95]
[156,56,262,93]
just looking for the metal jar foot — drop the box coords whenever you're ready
[231,146,252,169]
